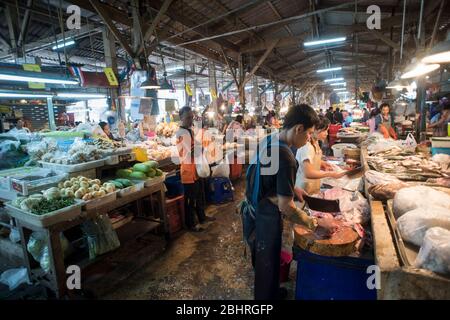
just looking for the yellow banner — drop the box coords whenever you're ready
[0,105,11,113]
[210,88,217,99]
[104,67,119,86]
[22,64,45,89]
[185,83,192,96]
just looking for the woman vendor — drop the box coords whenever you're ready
[98,121,117,141]
[295,116,346,195]
[242,104,338,300]
[375,103,397,139]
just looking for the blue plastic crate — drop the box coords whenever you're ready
[207,177,234,204]
[431,147,450,156]
[165,173,184,198]
[294,246,377,300]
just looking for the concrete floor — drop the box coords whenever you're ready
[102,178,297,300]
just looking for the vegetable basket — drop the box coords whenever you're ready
[4,200,83,228]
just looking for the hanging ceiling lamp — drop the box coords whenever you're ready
[400,62,440,79]
[386,78,410,89]
[140,65,160,89]
[422,31,450,64]
[158,72,175,91]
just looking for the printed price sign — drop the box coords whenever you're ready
[22,64,45,89]
[104,67,119,86]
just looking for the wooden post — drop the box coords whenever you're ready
[238,53,246,112]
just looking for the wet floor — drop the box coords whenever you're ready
[102,178,297,300]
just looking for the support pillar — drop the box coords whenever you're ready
[47,97,56,131]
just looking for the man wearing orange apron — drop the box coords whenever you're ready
[176,107,215,232]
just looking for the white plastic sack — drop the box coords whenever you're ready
[432,154,450,171]
[393,186,450,218]
[195,153,211,178]
[397,206,450,246]
[400,132,417,152]
[211,161,230,178]
[414,227,450,275]
[0,268,31,291]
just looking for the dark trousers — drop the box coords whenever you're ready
[254,198,282,300]
[183,180,206,228]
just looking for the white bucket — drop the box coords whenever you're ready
[331,143,357,158]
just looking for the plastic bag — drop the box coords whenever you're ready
[27,231,70,273]
[9,227,20,243]
[81,215,120,259]
[195,153,211,178]
[400,133,417,152]
[0,268,31,291]
[414,227,450,275]
[211,161,230,178]
[393,186,450,218]
[397,206,450,246]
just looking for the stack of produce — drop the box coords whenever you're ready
[156,122,179,137]
[10,191,75,215]
[88,137,125,150]
[40,140,106,164]
[56,176,116,201]
[116,161,164,181]
[105,178,134,190]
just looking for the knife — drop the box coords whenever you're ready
[303,194,340,213]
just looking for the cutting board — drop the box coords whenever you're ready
[294,223,359,257]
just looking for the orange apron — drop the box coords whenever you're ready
[177,128,198,184]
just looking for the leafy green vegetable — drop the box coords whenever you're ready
[30,198,75,215]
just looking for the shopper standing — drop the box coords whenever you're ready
[242,104,339,300]
[176,107,215,232]
[333,108,344,124]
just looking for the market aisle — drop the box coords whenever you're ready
[102,178,261,300]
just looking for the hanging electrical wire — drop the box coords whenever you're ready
[47,0,62,71]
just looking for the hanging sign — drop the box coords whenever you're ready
[104,67,119,86]
[185,83,193,96]
[210,88,217,99]
[22,64,45,89]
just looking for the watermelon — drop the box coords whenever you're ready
[129,171,147,180]
[133,163,150,173]
[111,180,124,189]
[147,168,156,178]
[117,169,132,178]
[116,179,132,187]
[155,169,163,177]
[143,160,159,169]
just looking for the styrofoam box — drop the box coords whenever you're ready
[39,159,105,173]
[105,155,119,165]
[4,200,83,228]
[10,170,68,196]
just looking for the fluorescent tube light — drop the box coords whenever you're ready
[304,37,346,47]
[0,92,53,98]
[324,77,344,83]
[330,82,346,86]
[317,67,342,73]
[56,93,106,99]
[333,88,347,91]
[52,40,75,50]
[0,72,78,84]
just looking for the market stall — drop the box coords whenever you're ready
[360,134,450,299]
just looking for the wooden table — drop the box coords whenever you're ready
[361,147,450,299]
[14,182,168,299]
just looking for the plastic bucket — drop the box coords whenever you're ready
[331,143,357,158]
[294,246,377,300]
[280,250,293,283]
